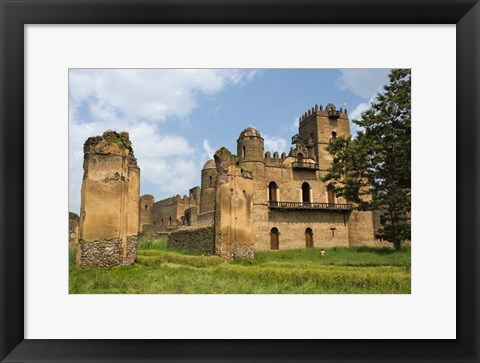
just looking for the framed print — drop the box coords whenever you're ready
[1,0,479,362]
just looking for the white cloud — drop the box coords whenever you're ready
[336,69,390,99]
[263,135,288,154]
[202,139,217,162]
[348,95,377,136]
[69,69,258,213]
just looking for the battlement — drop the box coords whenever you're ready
[154,194,190,207]
[299,103,348,125]
[264,151,287,166]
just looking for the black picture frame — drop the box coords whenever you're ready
[1,1,478,362]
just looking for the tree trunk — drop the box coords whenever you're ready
[394,240,402,251]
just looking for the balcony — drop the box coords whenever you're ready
[291,134,308,145]
[269,201,352,211]
[328,109,340,119]
[292,161,319,170]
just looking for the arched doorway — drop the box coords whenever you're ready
[302,182,311,203]
[305,228,313,248]
[270,227,279,250]
[268,181,278,202]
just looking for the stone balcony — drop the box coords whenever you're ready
[268,201,352,211]
[291,161,319,170]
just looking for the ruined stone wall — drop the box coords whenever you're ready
[151,195,189,227]
[78,131,139,267]
[69,212,79,245]
[197,211,215,227]
[214,148,254,259]
[167,226,215,255]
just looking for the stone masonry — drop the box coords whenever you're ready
[77,131,140,267]
[136,103,377,258]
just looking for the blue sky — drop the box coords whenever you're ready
[69,68,391,213]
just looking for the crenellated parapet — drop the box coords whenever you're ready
[299,103,349,126]
[264,150,288,167]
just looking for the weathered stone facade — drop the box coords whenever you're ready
[77,131,140,267]
[139,103,377,257]
[167,226,215,255]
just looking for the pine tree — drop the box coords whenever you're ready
[323,69,411,250]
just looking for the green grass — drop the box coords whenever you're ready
[70,237,410,294]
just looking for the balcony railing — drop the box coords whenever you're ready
[269,201,352,211]
[328,109,340,118]
[292,161,319,170]
[291,134,308,145]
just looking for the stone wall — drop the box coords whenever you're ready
[77,236,137,267]
[253,209,350,251]
[69,212,79,245]
[151,195,190,227]
[214,147,254,259]
[77,130,139,267]
[167,226,215,254]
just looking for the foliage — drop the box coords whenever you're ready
[323,69,411,249]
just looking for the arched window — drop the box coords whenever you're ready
[161,219,164,226]
[144,205,148,210]
[209,175,213,187]
[297,152,304,161]
[302,182,311,203]
[169,217,172,226]
[242,146,246,158]
[270,227,279,250]
[305,228,313,248]
[268,181,278,202]
[327,185,335,205]
[330,131,337,142]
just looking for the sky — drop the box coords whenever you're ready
[69,68,391,214]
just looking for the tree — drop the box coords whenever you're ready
[323,69,411,250]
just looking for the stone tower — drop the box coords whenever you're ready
[139,194,154,232]
[77,131,140,267]
[200,159,217,214]
[297,103,350,171]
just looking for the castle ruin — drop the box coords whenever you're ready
[77,131,140,267]
[140,103,377,255]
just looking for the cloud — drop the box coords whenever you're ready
[69,69,258,213]
[264,135,288,154]
[336,69,390,99]
[201,138,217,162]
[348,95,377,136]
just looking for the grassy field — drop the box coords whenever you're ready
[69,237,411,294]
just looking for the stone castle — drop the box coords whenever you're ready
[75,103,377,266]
[139,103,376,256]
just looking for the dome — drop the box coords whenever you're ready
[202,159,216,170]
[238,127,262,140]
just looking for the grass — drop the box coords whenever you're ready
[69,237,411,294]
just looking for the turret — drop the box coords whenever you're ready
[200,159,217,213]
[237,127,264,162]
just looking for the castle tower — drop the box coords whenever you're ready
[200,159,217,214]
[139,194,154,232]
[237,127,264,162]
[297,103,351,171]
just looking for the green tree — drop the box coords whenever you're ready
[323,69,411,250]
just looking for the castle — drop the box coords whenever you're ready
[138,103,376,255]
